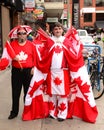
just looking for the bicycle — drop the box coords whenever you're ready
[89,54,104,99]
[84,44,104,99]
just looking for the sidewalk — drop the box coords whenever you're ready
[0,68,104,130]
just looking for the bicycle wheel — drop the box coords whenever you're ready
[90,64,104,100]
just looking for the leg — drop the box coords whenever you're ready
[57,96,68,121]
[23,68,32,102]
[49,95,57,119]
[8,68,22,119]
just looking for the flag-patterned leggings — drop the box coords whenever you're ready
[49,95,68,119]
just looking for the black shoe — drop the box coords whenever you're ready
[57,118,64,122]
[8,113,17,119]
[49,115,54,119]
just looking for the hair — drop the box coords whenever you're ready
[52,22,64,31]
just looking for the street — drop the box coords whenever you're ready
[0,66,104,130]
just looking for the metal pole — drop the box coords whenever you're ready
[67,0,69,28]
[67,0,71,28]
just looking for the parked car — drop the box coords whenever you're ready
[77,29,95,44]
[77,29,96,56]
[77,29,88,37]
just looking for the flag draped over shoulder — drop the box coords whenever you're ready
[64,27,98,123]
[22,27,98,123]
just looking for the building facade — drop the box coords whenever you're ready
[0,0,24,56]
[79,0,104,29]
[35,0,104,29]
[0,0,104,56]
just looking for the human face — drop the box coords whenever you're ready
[52,26,63,37]
[17,28,27,43]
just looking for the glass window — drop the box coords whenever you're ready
[84,0,92,6]
[84,13,92,22]
[96,0,104,6]
[79,31,86,36]
[96,13,104,21]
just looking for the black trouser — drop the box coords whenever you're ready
[11,67,33,115]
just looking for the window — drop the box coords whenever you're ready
[96,13,104,21]
[84,13,92,22]
[96,0,104,6]
[78,31,86,36]
[84,0,92,6]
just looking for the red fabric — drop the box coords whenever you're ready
[46,70,71,96]
[36,27,50,42]
[22,95,49,120]
[35,28,54,52]
[28,79,45,97]
[67,97,98,123]
[63,46,85,71]
[8,25,32,39]
[9,40,36,68]
[0,58,9,70]
[22,28,98,123]
[5,41,16,59]
[37,48,54,73]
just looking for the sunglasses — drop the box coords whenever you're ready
[17,32,27,35]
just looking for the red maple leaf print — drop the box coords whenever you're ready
[54,45,62,53]
[49,101,55,110]
[58,102,66,111]
[54,77,62,86]
[74,76,90,101]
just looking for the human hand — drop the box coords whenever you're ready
[31,67,34,75]
[13,55,20,61]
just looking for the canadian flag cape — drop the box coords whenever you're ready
[22,27,98,123]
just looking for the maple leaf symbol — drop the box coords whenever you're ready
[49,101,55,110]
[54,77,62,86]
[17,51,28,61]
[74,77,90,101]
[58,102,66,111]
[54,45,62,53]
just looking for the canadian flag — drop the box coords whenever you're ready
[22,27,98,123]
[22,67,49,120]
[0,41,13,70]
[0,41,23,70]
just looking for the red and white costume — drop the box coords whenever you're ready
[22,28,98,123]
[46,36,71,119]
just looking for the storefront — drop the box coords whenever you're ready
[79,0,104,29]
[0,0,24,56]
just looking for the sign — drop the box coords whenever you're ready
[61,9,67,19]
[82,8,95,13]
[73,3,79,29]
[47,17,58,23]
[33,6,45,19]
[25,0,35,11]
